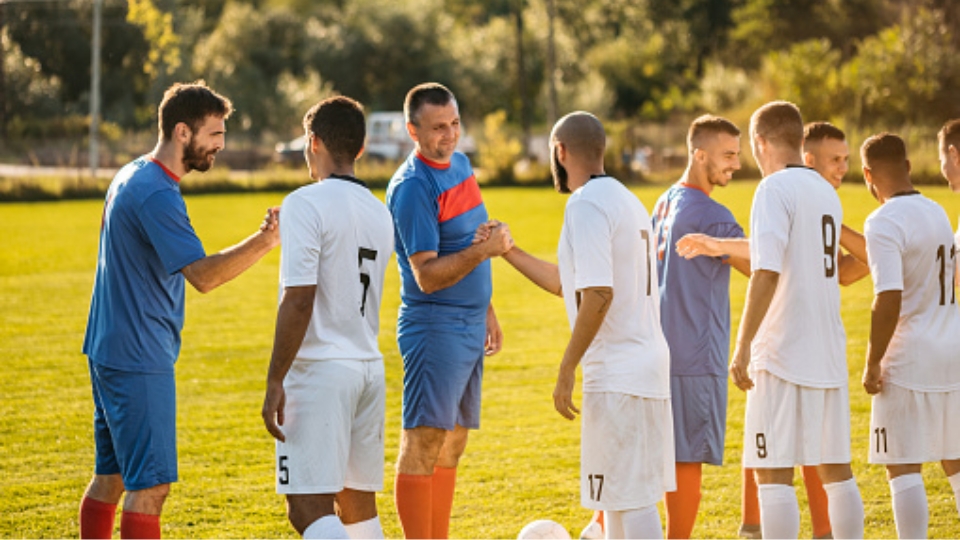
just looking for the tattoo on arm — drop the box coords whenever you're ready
[590,289,612,313]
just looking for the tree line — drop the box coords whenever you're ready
[2,0,958,157]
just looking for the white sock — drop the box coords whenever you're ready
[344,516,383,540]
[620,505,663,539]
[948,471,960,517]
[303,515,349,539]
[758,483,800,539]
[604,507,662,539]
[604,510,624,540]
[823,477,865,539]
[889,473,927,539]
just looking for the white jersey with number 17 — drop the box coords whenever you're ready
[749,166,847,388]
[866,194,960,392]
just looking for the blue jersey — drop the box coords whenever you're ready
[652,183,744,377]
[385,151,491,324]
[83,156,206,373]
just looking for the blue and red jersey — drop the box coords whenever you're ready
[651,182,744,377]
[386,151,491,324]
[83,156,206,373]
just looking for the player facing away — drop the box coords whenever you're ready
[261,97,394,539]
[494,111,676,539]
[80,82,280,539]
[859,133,960,538]
[737,121,869,540]
[385,83,513,539]
[650,115,747,539]
[730,101,864,539]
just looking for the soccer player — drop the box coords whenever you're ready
[737,121,868,540]
[650,115,747,540]
[385,82,513,539]
[261,96,394,539]
[940,119,960,194]
[80,81,280,539]
[495,111,675,539]
[730,101,864,539]
[860,132,960,538]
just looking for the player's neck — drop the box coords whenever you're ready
[151,141,190,179]
[879,180,918,203]
[680,168,712,195]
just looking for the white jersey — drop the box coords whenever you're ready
[749,166,846,388]
[558,176,670,399]
[279,176,394,362]
[865,194,960,391]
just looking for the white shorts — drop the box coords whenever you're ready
[581,392,676,511]
[276,359,385,494]
[869,382,960,464]
[742,370,851,468]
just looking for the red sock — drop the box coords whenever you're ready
[742,467,760,527]
[120,511,160,539]
[395,473,433,539]
[80,496,117,539]
[431,466,457,539]
[802,466,832,538]
[665,462,703,539]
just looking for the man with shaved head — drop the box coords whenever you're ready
[488,111,675,538]
[728,101,864,539]
[860,132,960,538]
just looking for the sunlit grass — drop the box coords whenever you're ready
[1,181,959,538]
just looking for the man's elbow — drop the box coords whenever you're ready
[182,264,218,294]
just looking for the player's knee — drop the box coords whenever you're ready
[397,428,446,473]
[286,494,336,534]
[336,489,377,524]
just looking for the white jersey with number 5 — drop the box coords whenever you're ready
[558,176,671,399]
[749,166,846,388]
[865,194,960,391]
[279,177,395,362]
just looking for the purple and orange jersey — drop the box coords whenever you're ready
[386,151,492,323]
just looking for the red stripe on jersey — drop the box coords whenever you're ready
[438,175,482,223]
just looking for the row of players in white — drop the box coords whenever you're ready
[269,161,960,540]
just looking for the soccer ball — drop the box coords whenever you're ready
[518,519,572,540]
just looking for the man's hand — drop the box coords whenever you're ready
[260,206,281,248]
[473,219,500,244]
[676,233,721,259]
[262,381,287,442]
[485,304,503,356]
[478,222,514,257]
[553,364,580,420]
[729,344,754,391]
[862,362,882,395]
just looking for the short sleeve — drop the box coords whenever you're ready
[389,178,439,256]
[865,214,904,294]
[703,206,745,240]
[140,190,205,275]
[280,192,321,287]
[750,180,791,273]
[567,199,614,290]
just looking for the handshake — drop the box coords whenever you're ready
[473,219,515,258]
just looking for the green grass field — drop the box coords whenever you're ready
[2,181,960,538]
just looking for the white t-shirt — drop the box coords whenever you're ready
[866,194,960,391]
[279,176,395,362]
[558,176,670,399]
[749,166,847,388]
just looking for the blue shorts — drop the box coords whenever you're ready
[397,317,485,431]
[670,374,727,466]
[88,358,178,491]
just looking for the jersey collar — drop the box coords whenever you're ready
[416,152,452,170]
[149,157,181,183]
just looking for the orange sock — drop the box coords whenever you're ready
[80,496,117,539]
[431,466,457,539]
[665,462,703,539]
[802,466,832,538]
[395,473,433,539]
[594,510,604,529]
[742,467,760,527]
[119,511,160,539]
